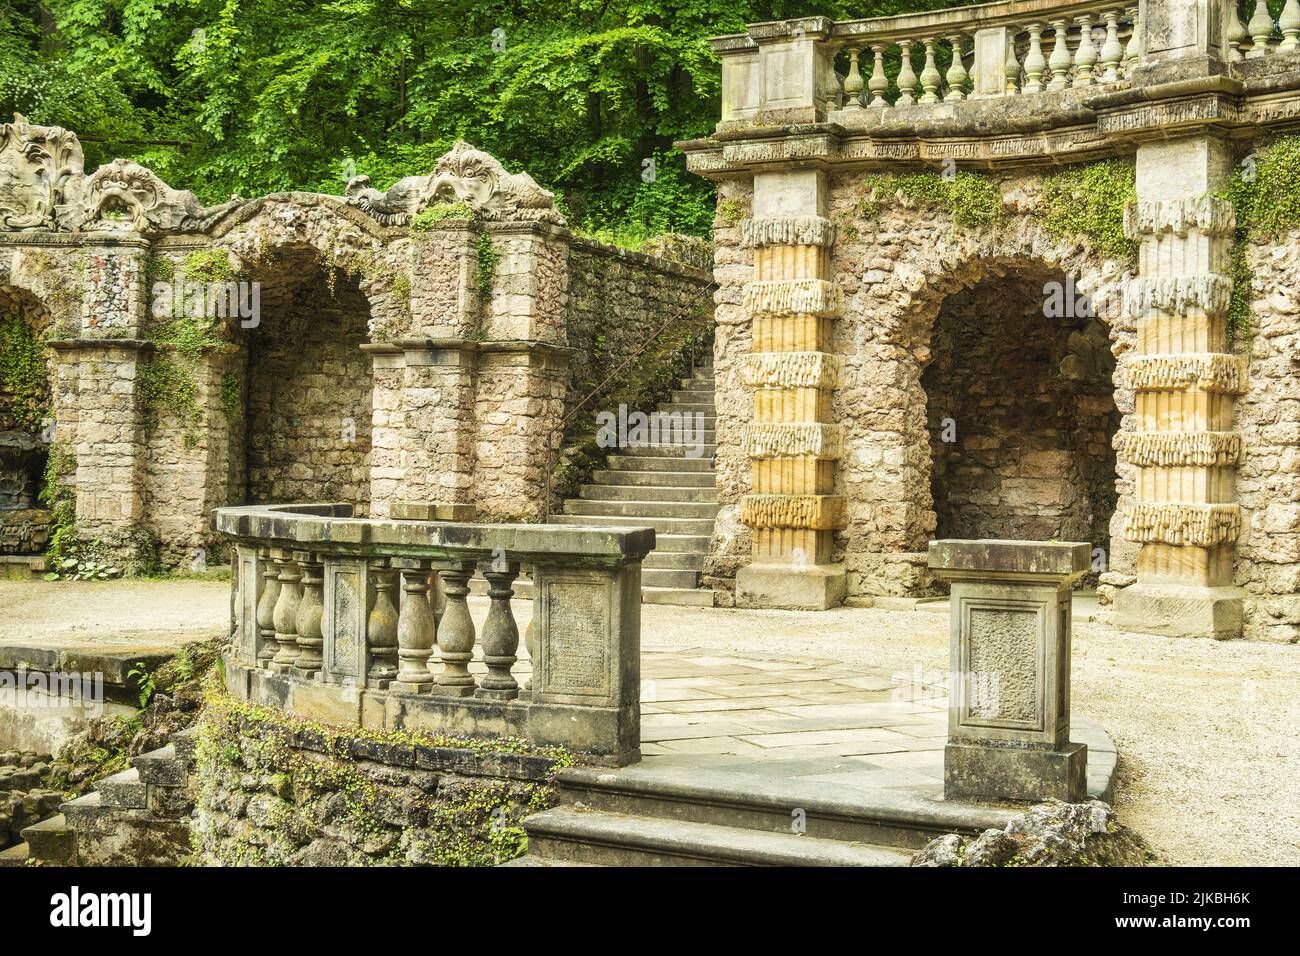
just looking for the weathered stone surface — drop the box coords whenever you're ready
[911,800,1155,867]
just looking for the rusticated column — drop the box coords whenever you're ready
[1113,137,1245,639]
[735,170,847,609]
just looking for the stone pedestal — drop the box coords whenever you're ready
[927,539,1090,803]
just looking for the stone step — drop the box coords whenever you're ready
[607,455,713,473]
[655,403,715,416]
[623,443,716,458]
[564,499,720,519]
[643,550,706,570]
[0,841,30,867]
[521,807,913,867]
[21,814,76,865]
[671,390,715,403]
[647,533,712,553]
[641,587,716,607]
[592,469,715,488]
[550,514,717,536]
[580,484,718,503]
[96,767,147,809]
[173,727,199,764]
[133,744,187,788]
[641,568,701,589]
[554,765,1015,850]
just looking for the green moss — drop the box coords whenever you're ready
[0,312,51,433]
[857,170,1006,229]
[411,202,475,231]
[1040,160,1138,262]
[141,314,226,448]
[192,685,574,867]
[476,232,499,306]
[183,249,237,283]
[220,371,242,421]
[716,196,746,226]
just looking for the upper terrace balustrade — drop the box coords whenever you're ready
[713,0,1300,129]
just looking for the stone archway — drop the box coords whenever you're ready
[0,284,55,556]
[920,262,1119,565]
[235,245,375,515]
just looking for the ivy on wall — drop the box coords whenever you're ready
[475,232,499,308]
[0,311,50,433]
[38,441,76,571]
[141,251,240,447]
[857,171,1006,229]
[1222,134,1300,346]
[1040,160,1138,263]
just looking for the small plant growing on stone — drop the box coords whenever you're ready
[128,663,157,709]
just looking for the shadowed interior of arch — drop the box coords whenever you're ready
[236,246,373,515]
[921,263,1119,571]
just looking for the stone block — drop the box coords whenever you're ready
[390,500,478,522]
[944,740,1087,803]
[1113,583,1244,640]
[736,563,847,610]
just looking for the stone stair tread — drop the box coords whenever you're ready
[0,841,30,867]
[641,587,716,607]
[523,806,913,867]
[497,855,602,867]
[96,767,147,809]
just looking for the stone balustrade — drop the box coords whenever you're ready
[213,503,653,764]
[829,2,1141,107]
[1237,0,1300,60]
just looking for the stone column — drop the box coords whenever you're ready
[928,540,1090,803]
[1112,138,1245,640]
[734,170,847,609]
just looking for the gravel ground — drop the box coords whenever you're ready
[3,578,1296,865]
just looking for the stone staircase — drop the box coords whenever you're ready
[0,729,196,867]
[506,764,1016,867]
[552,363,718,607]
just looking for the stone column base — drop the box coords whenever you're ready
[1113,584,1244,640]
[735,563,847,610]
[944,740,1087,803]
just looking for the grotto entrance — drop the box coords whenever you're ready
[0,286,54,560]
[236,248,374,516]
[921,264,1119,569]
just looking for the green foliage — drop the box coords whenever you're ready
[410,202,475,231]
[1,0,979,239]
[1219,136,1300,345]
[39,441,77,571]
[220,370,241,421]
[140,307,225,446]
[0,312,49,433]
[1040,160,1138,262]
[128,661,158,709]
[857,170,1006,229]
[475,232,499,305]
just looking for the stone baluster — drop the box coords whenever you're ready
[1124,6,1141,69]
[919,38,942,103]
[1248,0,1275,57]
[1227,4,1249,61]
[392,557,436,692]
[1047,19,1072,91]
[944,35,968,100]
[1023,23,1047,93]
[255,548,281,667]
[1005,33,1022,93]
[1281,0,1300,52]
[292,551,324,677]
[476,559,521,700]
[896,40,918,105]
[868,45,889,105]
[842,48,865,109]
[269,549,302,671]
[1100,11,1124,81]
[1072,14,1098,86]
[365,564,399,686]
[431,560,477,696]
